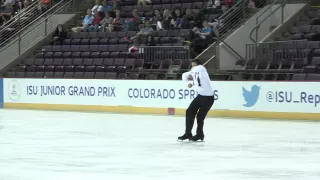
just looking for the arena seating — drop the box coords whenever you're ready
[6,0,231,79]
[235,7,320,81]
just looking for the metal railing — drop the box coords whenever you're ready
[197,0,275,67]
[246,40,308,61]
[0,0,38,28]
[0,0,77,70]
[215,0,276,40]
[0,0,70,48]
[249,0,311,43]
[249,0,288,43]
[138,46,191,63]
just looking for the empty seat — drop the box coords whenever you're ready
[44,72,54,78]
[64,72,74,78]
[95,72,106,79]
[74,72,84,78]
[291,74,307,81]
[83,72,95,79]
[105,72,117,79]
[306,74,320,81]
[54,72,64,78]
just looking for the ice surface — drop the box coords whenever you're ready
[0,109,320,180]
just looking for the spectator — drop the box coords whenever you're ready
[16,0,30,15]
[161,9,172,29]
[137,0,151,6]
[112,0,122,11]
[172,9,183,28]
[86,9,102,32]
[0,3,14,23]
[125,20,154,43]
[110,9,123,31]
[92,0,103,14]
[150,9,162,24]
[207,0,221,8]
[313,28,320,41]
[99,11,113,32]
[52,24,67,45]
[189,21,214,55]
[38,0,51,12]
[2,0,15,6]
[178,8,195,29]
[123,9,141,31]
[146,35,156,46]
[71,8,94,32]
[150,9,162,30]
[193,9,206,28]
[224,0,235,9]
[311,17,320,25]
[102,0,113,12]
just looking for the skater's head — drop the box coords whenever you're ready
[192,59,202,67]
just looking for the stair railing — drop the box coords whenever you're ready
[249,0,288,43]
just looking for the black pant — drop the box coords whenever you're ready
[185,95,214,135]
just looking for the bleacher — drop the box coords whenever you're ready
[234,6,320,81]
[3,0,236,79]
[2,0,319,81]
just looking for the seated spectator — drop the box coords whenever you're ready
[193,9,206,28]
[52,24,67,45]
[102,0,113,12]
[1,0,15,7]
[125,20,154,43]
[172,9,183,28]
[311,28,320,41]
[71,9,94,32]
[0,4,14,23]
[98,11,113,32]
[17,0,30,15]
[110,9,123,31]
[137,0,151,6]
[86,9,103,32]
[150,9,162,24]
[38,0,51,12]
[91,0,105,18]
[311,18,320,25]
[146,35,156,46]
[92,0,103,14]
[177,8,195,29]
[224,0,235,9]
[150,9,162,30]
[123,9,141,31]
[189,21,214,55]
[207,0,221,8]
[161,9,172,30]
[112,0,122,11]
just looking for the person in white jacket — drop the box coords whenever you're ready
[178,59,215,142]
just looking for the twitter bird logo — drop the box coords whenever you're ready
[242,85,260,107]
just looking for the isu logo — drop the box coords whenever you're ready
[8,80,20,101]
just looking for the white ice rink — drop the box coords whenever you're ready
[0,109,320,180]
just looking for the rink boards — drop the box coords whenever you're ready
[2,78,320,120]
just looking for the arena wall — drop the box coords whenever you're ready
[2,78,320,120]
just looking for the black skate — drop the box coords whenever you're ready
[190,134,204,141]
[177,133,192,141]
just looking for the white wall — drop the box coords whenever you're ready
[219,3,306,70]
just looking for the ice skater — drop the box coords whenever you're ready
[178,59,215,142]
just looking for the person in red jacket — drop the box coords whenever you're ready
[224,0,235,8]
[86,9,103,32]
[38,0,51,12]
